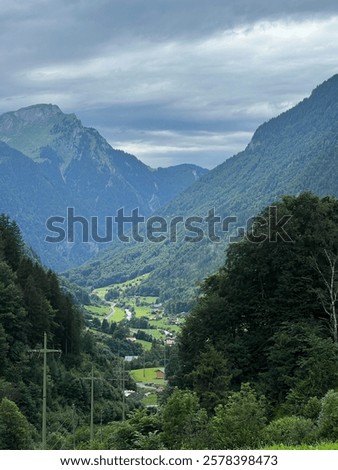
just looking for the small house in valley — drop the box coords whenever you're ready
[155,369,165,380]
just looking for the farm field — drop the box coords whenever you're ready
[110,306,125,323]
[142,392,158,406]
[93,274,151,299]
[135,339,152,351]
[87,274,182,345]
[131,328,165,340]
[85,304,110,316]
[130,367,166,385]
[85,273,182,411]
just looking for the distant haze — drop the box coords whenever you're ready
[1,1,338,168]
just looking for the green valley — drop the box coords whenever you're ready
[82,274,183,407]
[3,75,338,452]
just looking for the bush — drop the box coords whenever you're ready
[208,383,266,449]
[162,389,208,449]
[317,390,338,441]
[263,416,316,446]
[0,398,34,449]
[302,397,322,421]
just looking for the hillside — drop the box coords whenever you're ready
[0,104,208,271]
[65,75,338,309]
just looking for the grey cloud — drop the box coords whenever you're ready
[1,1,338,168]
[3,1,338,54]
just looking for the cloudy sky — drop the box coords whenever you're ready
[1,0,338,169]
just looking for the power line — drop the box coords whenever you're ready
[83,360,128,446]
[83,365,101,444]
[110,359,128,421]
[29,332,61,449]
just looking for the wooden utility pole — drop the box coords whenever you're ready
[72,404,76,450]
[122,360,126,421]
[83,365,101,444]
[110,359,128,421]
[90,365,94,442]
[29,332,61,449]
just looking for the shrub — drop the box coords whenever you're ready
[317,390,338,441]
[208,383,266,449]
[263,416,316,446]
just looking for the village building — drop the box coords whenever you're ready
[155,369,165,380]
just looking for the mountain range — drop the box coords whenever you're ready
[0,104,208,270]
[64,75,338,310]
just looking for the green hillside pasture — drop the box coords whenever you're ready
[85,304,110,317]
[140,296,158,304]
[96,273,150,296]
[135,339,152,351]
[131,368,166,385]
[135,328,165,340]
[149,318,180,334]
[142,392,158,406]
[92,286,110,300]
[134,305,152,318]
[111,306,126,323]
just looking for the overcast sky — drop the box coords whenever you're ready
[1,0,338,169]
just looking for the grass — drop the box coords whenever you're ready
[135,339,152,351]
[134,305,152,318]
[88,275,181,359]
[142,392,158,406]
[136,328,165,340]
[266,442,338,450]
[149,318,180,333]
[111,307,126,323]
[130,367,166,385]
[85,305,110,316]
[166,324,180,333]
[148,319,168,329]
[93,286,110,300]
[141,296,158,304]
[94,274,150,295]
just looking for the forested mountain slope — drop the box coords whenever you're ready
[66,75,338,310]
[0,104,207,271]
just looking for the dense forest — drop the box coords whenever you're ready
[166,192,338,448]
[0,215,138,449]
[2,193,338,449]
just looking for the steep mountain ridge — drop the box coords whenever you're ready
[0,105,208,270]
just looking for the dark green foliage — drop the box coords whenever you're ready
[262,416,316,446]
[129,316,149,329]
[188,344,231,414]
[105,288,120,301]
[0,215,130,448]
[162,389,209,449]
[135,330,153,342]
[317,390,338,441]
[101,319,110,333]
[208,384,266,449]
[106,409,164,450]
[265,322,338,412]
[0,398,33,449]
[177,194,338,409]
[0,215,23,270]
[59,277,91,305]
